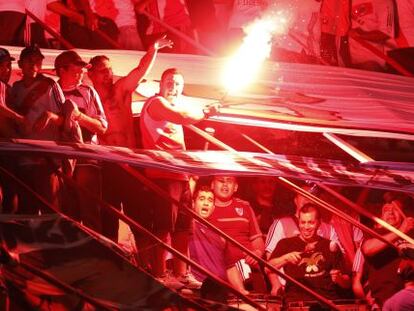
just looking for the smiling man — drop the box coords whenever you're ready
[140,68,219,288]
[267,203,350,302]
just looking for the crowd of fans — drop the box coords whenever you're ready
[0,0,413,74]
[0,39,414,309]
[1,0,414,310]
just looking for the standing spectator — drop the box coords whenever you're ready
[87,36,172,242]
[0,48,24,136]
[210,175,264,295]
[362,199,414,307]
[55,50,107,232]
[185,0,221,53]
[227,0,268,51]
[9,46,76,214]
[0,0,26,46]
[49,0,119,49]
[91,0,144,50]
[140,67,218,288]
[25,0,57,47]
[0,48,24,214]
[348,0,397,71]
[271,0,325,64]
[135,0,195,53]
[267,204,351,302]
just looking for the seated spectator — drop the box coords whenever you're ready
[383,257,414,311]
[362,199,414,307]
[265,185,343,258]
[267,203,351,302]
[189,185,227,282]
[209,175,265,295]
[264,184,343,295]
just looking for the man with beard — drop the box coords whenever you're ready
[87,36,172,242]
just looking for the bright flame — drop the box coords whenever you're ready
[222,11,289,94]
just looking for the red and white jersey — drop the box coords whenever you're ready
[209,197,262,248]
[140,95,185,151]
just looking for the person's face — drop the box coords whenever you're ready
[19,55,43,79]
[88,59,113,88]
[0,60,12,84]
[299,211,320,242]
[59,64,85,86]
[194,190,215,218]
[211,176,238,202]
[160,73,184,102]
[253,176,276,200]
[382,201,403,227]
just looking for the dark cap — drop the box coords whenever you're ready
[54,50,90,70]
[19,45,44,61]
[0,47,15,62]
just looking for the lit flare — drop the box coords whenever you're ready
[222,11,289,94]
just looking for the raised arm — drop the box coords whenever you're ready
[117,36,173,93]
[362,217,414,257]
[147,97,207,125]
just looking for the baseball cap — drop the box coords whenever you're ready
[0,47,15,62]
[19,45,44,61]
[54,50,90,70]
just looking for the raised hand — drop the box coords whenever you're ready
[153,35,174,50]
